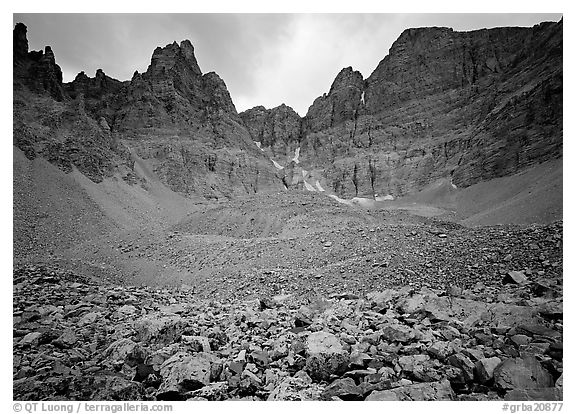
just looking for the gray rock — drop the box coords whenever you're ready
[398,354,430,372]
[268,335,291,361]
[447,353,475,383]
[268,376,324,401]
[555,373,563,388]
[89,376,145,400]
[117,305,138,316]
[186,382,229,401]
[510,334,531,347]
[321,377,363,400]
[397,294,425,314]
[79,312,100,325]
[504,388,562,401]
[182,335,211,352]
[474,357,502,384]
[305,331,350,381]
[517,324,561,339]
[20,332,42,345]
[53,329,77,348]
[365,379,454,401]
[157,352,222,398]
[503,271,528,285]
[494,356,554,390]
[381,324,416,343]
[134,315,187,345]
[398,354,440,382]
[103,338,138,365]
[366,290,399,308]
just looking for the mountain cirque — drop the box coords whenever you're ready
[13,20,562,200]
[12,19,562,402]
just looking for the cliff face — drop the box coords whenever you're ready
[240,104,302,157]
[13,20,562,201]
[304,67,365,134]
[293,20,563,198]
[106,40,282,199]
[13,25,283,199]
[13,23,65,101]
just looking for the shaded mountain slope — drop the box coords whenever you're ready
[241,20,562,201]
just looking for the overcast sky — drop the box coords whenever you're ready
[13,13,562,115]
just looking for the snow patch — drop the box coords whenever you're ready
[315,181,325,192]
[375,194,394,201]
[303,181,316,192]
[328,194,352,205]
[254,141,264,151]
[360,91,365,105]
[351,197,376,207]
[292,147,301,164]
[272,160,284,170]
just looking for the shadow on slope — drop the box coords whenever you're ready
[396,158,562,226]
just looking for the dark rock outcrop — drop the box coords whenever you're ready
[64,69,126,123]
[240,104,302,157]
[13,24,283,199]
[13,22,29,63]
[13,24,65,102]
[304,66,364,133]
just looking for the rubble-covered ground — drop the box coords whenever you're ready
[14,244,562,401]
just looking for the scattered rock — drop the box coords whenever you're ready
[321,377,363,400]
[503,271,528,285]
[504,388,562,401]
[157,352,222,399]
[366,379,454,401]
[305,332,350,381]
[474,357,502,384]
[493,356,554,391]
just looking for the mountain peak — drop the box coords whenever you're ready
[329,66,364,95]
[13,22,28,61]
[148,39,202,76]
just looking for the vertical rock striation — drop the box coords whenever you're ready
[295,20,563,198]
[13,24,284,199]
[240,104,302,157]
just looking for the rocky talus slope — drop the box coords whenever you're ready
[14,259,562,401]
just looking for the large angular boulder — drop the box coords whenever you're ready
[504,388,563,401]
[381,324,416,343]
[474,357,502,384]
[321,377,364,400]
[157,352,222,399]
[503,271,529,285]
[268,374,324,400]
[447,353,475,383]
[305,331,350,381]
[493,356,554,391]
[134,314,187,345]
[365,379,454,401]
